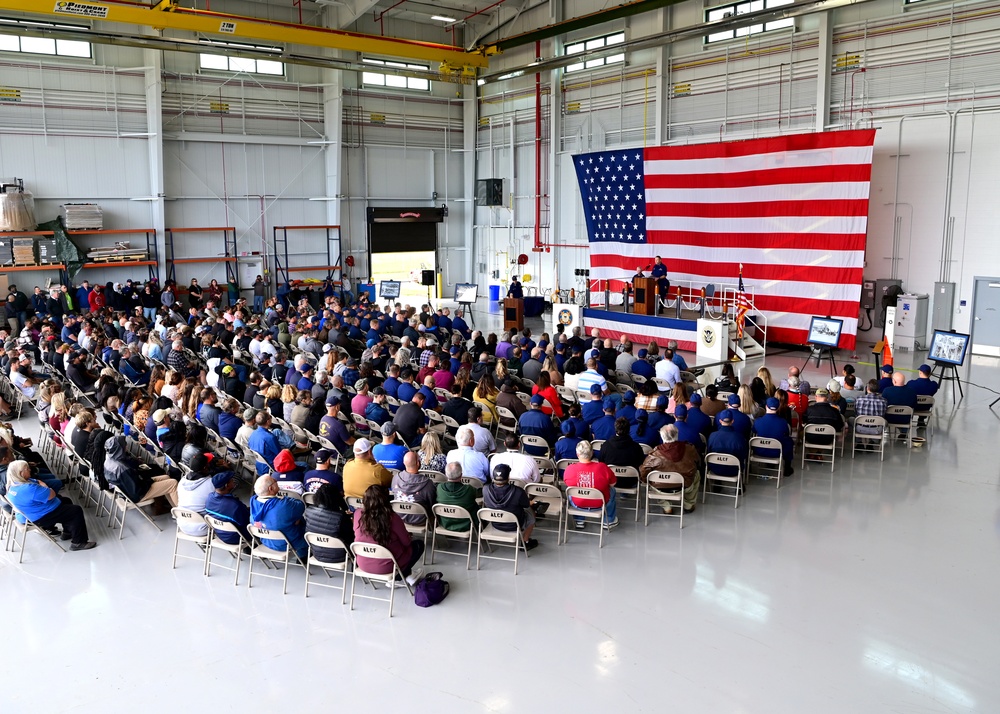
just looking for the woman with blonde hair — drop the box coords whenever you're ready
[493,358,510,385]
[473,372,500,424]
[180,379,201,420]
[418,431,448,473]
[280,383,298,422]
[264,383,283,416]
[542,355,563,387]
[738,383,762,419]
[48,392,70,440]
[757,366,776,397]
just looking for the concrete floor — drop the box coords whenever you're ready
[2,300,998,713]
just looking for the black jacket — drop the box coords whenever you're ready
[598,434,645,470]
[303,504,354,563]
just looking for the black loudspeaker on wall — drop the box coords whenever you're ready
[475,179,503,206]
[421,270,435,286]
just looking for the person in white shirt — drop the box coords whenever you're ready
[465,407,496,454]
[258,334,278,362]
[489,434,542,483]
[654,349,681,391]
[249,333,264,362]
[445,426,490,482]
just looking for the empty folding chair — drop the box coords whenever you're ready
[525,483,565,544]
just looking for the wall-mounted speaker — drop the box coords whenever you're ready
[421,270,435,286]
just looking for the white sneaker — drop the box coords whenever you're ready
[603,518,620,531]
[661,505,674,515]
[404,568,423,587]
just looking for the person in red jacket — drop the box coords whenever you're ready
[563,440,618,531]
[88,285,106,312]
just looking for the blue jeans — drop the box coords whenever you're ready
[570,486,617,525]
[253,295,264,313]
[143,307,157,321]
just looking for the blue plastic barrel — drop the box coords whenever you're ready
[488,284,501,302]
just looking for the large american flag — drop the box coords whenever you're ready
[573,130,877,350]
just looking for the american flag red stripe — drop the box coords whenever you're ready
[575,129,876,351]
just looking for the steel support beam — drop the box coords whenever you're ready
[0,0,488,68]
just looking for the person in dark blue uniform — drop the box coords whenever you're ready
[616,390,638,425]
[554,421,582,462]
[906,364,939,397]
[631,349,655,380]
[751,397,794,476]
[685,393,714,439]
[581,384,606,425]
[877,364,894,393]
[673,404,704,455]
[507,277,523,300]
[706,410,748,477]
[715,394,752,439]
[590,400,618,441]
[881,371,919,426]
[518,394,557,456]
[651,256,670,314]
[647,394,674,433]
[629,410,660,448]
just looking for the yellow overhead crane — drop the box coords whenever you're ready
[0,0,488,72]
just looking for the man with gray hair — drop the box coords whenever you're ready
[249,474,307,561]
[640,424,701,513]
[445,425,490,483]
[4,459,96,550]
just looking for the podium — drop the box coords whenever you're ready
[633,277,656,315]
[503,298,524,331]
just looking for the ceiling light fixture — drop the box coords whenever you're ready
[431,15,457,22]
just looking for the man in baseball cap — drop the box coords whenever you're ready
[518,393,557,456]
[203,471,251,546]
[342,437,392,498]
[718,393,752,438]
[482,463,538,551]
[303,448,342,494]
[751,396,794,476]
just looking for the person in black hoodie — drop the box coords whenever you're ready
[598,417,644,489]
[482,464,538,551]
[303,483,355,563]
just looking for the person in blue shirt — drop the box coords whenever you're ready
[4,459,95,550]
[396,369,418,403]
[629,410,661,448]
[383,365,402,399]
[365,388,392,426]
[752,397,795,475]
[581,384,606,425]
[373,423,409,470]
[668,339,689,371]
[554,420,582,462]
[590,400,618,441]
[877,364,894,393]
[417,377,439,411]
[707,410,748,477]
[631,349,655,380]
[250,475,307,561]
[906,364,940,398]
[75,281,92,314]
[204,471,251,545]
[715,394,752,438]
[451,310,470,339]
[554,343,567,373]
[248,412,281,475]
[518,395,558,456]
[647,394,674,434]
[507,277,523,300]
[616,391,638,425]
[882,371,919,425]
[651,256,669,314]
[674,405,705,454]
[686,393,713,439]
[296,364,316,392]
[563,403,591,440]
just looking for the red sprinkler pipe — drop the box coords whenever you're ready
[534,40,542,252]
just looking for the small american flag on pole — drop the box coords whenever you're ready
[736,263,750,340]
[573,130,876,350]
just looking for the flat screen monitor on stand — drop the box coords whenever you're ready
[802,316,843,378]
[454,283,479,326]
[929,329,969,403]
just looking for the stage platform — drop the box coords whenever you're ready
[583,305,703,352]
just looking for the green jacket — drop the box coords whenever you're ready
[435,482,480,532]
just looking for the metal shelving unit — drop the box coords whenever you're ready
[165,226,239,290]
[66,228,159,283]
[272,225,341,286]
[0,229,65,274]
